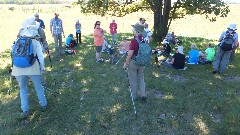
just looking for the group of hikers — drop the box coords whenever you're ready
[10,12,239,118]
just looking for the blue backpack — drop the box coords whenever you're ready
[12,37,36,68]
[134,37,152,66]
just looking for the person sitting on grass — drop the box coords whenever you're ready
[65,34,77,48]
[119,36,130,54]
[186,44,199,64]
[153,39,172,64]
[199,43,215,64]
[162,46,185,69]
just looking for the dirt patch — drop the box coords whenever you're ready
[161,73,187,82]
[224,76,240,82]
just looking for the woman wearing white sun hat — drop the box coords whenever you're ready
[213,23,239,74]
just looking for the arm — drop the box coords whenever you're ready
[168,58,174,64]
[123,50,133,69]
[42,20,45,29]
[35,40,45,70]
[50,19,53,35]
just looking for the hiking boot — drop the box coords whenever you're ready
[141,96,147,102]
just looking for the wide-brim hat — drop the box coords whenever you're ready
[161,39,169,44]
[34,13,39,17]
[20,17,40,37]
[131,23,146,36]
[228,23,237,31]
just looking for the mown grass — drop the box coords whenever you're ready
[0,3,240,135]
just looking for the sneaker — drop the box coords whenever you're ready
[212,70,217,74]
[21,111,29,119]
[41,106,47,112]
[96,60,101,64]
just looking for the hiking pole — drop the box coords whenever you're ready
[115,52,128,65]
[47,49,52,68]
[8,74,12,95]
[124,69,137,117]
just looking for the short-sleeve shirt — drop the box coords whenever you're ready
[220,30,238,48]
[75,23,81,33]
[172,53,185,69]
[94,28,104,46]
[188,49,199,64]
[205,48,215,61]
[50,18,63,35]
[129,36,143,56]
[36,19,45,29]
[109,22,117,34]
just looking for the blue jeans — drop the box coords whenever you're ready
[53,34,63,57]
[15,75,47,112]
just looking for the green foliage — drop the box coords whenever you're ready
[0,0,62,4]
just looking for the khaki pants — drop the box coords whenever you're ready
[213,47,231,73]
[53,34,63,57]
[127,60,146,99]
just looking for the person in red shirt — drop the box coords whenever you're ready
[123,23,148,101]
[94,21,105,63]
[109,19,117,44]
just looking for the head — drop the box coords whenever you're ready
[227,23,237,31]
[122,36,127,41]
[34,13,39,21]
[68,34,73,38]
[94,21,101,29]
[206,43,211,48]
[131,23,146,36]
[76,19,79,23]
[20,17,40,37]
[139,18,146,24]
[191,44,197,50]
[112,19,115,23]
[54,13,59,19]
[177,46,184,54]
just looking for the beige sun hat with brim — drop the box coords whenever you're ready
[131,23,146,36]
[228,23,237,31]
[20,17,40,37]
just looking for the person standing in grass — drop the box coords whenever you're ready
[50,12,65,60]
[34,13,45,29]
[213,23,239,74]
[12,17,47,118]
[123,23,148,101]
[75,19,81,44]
[109,19,118,45]
[94,21,105,63]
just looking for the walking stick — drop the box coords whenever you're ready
[124,69,137,117]
[47,49,52,68]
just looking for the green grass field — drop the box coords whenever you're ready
[0,4,240,134]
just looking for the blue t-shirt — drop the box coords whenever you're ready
[65,37,72,45]
[36,19,45,29]
[76,23,81,33]
[188,50,199,64]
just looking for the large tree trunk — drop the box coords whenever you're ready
[152,0,171,42]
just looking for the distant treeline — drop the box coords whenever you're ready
[0,0,69,4]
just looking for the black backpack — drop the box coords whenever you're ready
[220,31,235,51]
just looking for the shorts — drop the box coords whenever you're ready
[95,46,102,53]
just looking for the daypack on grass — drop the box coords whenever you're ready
[12,37,36,68]
[134,37,152,66]
[220,31,235,51]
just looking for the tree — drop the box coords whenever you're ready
[77,0,230,41]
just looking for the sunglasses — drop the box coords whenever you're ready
[96,23,100,25]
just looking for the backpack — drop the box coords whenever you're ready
[65,49,76,55]
[12,37,36,68]
[134,37,152,66]
[220,31,235,51]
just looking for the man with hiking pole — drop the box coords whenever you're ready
[123,23,151,102]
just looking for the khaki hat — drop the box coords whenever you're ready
[131,23,146,36]
[34,13,39,17]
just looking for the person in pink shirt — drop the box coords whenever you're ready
[109,19,118,44]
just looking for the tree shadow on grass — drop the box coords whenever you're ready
[0,34,240,134]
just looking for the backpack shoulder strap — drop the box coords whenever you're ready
[135,37,141,44]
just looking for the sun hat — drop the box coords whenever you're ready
[76,19,79,22]
[177,46,184,54]
[34,13,39,17]
[131,23,146,36]
[20,17,40,37]
[228,23,237,31]
[161,39,169,44]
